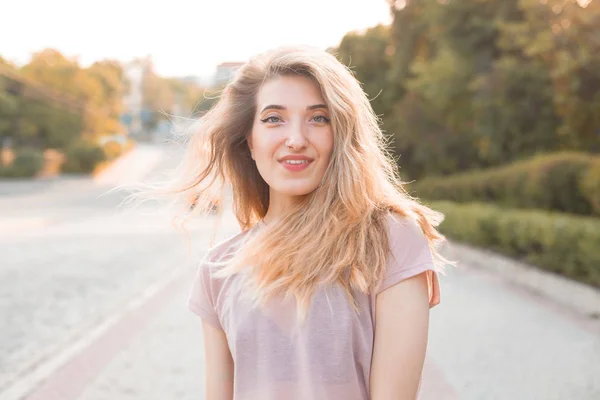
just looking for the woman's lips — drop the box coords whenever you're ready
[279,160,313,172]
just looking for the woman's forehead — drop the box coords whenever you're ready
[256,75,326,109]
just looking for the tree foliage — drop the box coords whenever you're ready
[1,49,128,149]
[335,0,600,179]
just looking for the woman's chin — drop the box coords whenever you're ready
[275,183,319,198]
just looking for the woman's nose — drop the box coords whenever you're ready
[285,122,308,149]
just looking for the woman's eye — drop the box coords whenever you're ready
[312,115,330,123]
[261,116,281,123]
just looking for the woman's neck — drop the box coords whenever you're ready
[263,190,306,225]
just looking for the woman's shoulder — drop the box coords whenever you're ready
[188,226,258,327]
[384,211,425,243]
[201,225,257,266]
[381,211,433,272]
[376,211,439,303]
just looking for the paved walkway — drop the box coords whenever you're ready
[428,253,600,400]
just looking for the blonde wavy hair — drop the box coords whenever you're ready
[131,45,448,317]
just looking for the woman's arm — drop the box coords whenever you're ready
[202,321,234,400]
[370,271,431,400]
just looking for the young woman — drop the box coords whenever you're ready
[178,46,447,399]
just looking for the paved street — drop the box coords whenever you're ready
[1,144,599,400]
[428,255,600,400]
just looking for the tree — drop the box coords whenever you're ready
[500,0,600,151]
[0,77,19,139]
[337,24,393,116]
[4,49,126,149]
[140,60,176,131]
[20,49,101,141]
[87,60,127,135]
[346,0,600,178]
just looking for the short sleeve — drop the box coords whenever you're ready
[187,256,223,329]
[376,214,440,308]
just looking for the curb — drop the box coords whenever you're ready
[92,144,164,186]
[91,143,136,179]
[445,241,600,318]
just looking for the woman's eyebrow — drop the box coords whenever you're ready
[260,104,328,113]
[261,104,286,113]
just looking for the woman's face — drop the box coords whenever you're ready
[248,74,334,201]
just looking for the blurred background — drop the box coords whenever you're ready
[1,0,599,399]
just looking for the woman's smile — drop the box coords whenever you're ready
[278,155,315,172]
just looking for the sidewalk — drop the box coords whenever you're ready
[7,210,241,400]
[0,176,91,196]
[77,268,206,400]
[21,264,205,400]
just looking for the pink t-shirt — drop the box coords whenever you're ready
[187,213,440,400]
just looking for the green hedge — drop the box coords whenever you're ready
[430,201,600,288]
[412,152,600,216]
[580,159,600,215]
[0,148,44,178]
[62,141,106,174]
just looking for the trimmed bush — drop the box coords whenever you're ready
[0,148,44,178]
[580,159,600,215]
[62,141,106,174]
[412,152,598,216]
[430,200,600,288]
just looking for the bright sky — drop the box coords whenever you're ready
[2,0,392,78]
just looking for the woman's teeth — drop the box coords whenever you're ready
[285,160,308,164]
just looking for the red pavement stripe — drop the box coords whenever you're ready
[22,269,190,400]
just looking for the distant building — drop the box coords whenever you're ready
[176,75,203,86]
[122,56,151,139]
[214,62,245,85]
